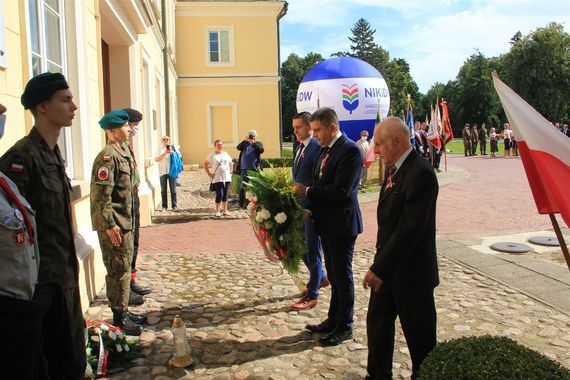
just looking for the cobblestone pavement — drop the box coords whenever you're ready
[86,154,570,379]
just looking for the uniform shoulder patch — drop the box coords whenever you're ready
[97,166,110,181]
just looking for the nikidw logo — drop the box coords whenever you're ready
[342,83,359,114]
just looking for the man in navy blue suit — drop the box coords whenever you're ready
[363,117,439,379]
[290,112,328,311]
[294,107,363,346]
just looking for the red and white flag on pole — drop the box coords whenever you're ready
[426,104,442,150]
[492,71,570,228]
[441,99,454,145]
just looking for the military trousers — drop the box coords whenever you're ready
[98,230,134,311]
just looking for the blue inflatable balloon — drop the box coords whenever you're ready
[296,56,390,141]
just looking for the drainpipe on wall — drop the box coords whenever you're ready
[276,2,288,157]
[162,0,170,136]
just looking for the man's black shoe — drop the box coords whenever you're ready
[305,320,335,334]
[131,280,152,295]
[112,310,143,336]
[128,291,145,306]
[126,310,147,324]
[319,329,352,346]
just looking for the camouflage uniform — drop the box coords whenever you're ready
[90,142,134,311]
[462,126,471,156]
[0,126,86,368]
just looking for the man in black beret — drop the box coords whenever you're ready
[122,108,153,300]
[0,72,86,374]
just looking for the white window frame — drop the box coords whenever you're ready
[205,26,235,67]
[25,0,73,177]
[0,1,7,69]
[206,102,238,146]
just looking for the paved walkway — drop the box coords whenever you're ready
[87,154,570,379]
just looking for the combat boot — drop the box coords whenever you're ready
[112,309,143,336]
[130,280,152,295]
[126,310,147,324]
[128,291,145,306]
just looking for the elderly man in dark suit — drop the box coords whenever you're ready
[363,116,439,379]
[290,112,328,310]
[294,107,363,346]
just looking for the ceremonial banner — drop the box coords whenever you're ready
[492,72,570,227]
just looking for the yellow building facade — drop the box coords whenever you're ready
[176,0,286,164]
[0,0,285,311]
[0,0,178,310]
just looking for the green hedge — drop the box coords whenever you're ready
[418,335,570,380]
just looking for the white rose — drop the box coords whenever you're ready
[260,208,271,220]
[245,191,253,200]
[274,212,287,224]
[109,331,117,341]
[255,211,266,223]
[116,344,123,353]
[253,195,258,202]
[100,324,109,331]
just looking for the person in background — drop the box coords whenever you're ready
[364,117,439,380]
[0,73,86,375]
[479,122,488,155]
[204,139,233,217]
[462,124,471,157]
[503,123,512,157]
[489,127,498,158]
[470,123,478,156]
[561,123,570,137]
[90,110,147,336]
[155,135,177,211]
[122,108,152,303]
[510,124,519,156]
[356,130,370,189]
[293,107,363,347]
[290,112,328,310]
[237,130,264,208]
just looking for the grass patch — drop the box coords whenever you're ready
[445,139,506,155]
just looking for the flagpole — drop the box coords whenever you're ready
[549,214,570,272]
[441,98,448,172]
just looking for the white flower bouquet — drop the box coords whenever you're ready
[85,320,140,378]
[245,168,305,273]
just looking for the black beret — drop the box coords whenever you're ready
[123,108,143,122]
[21,72,69,110]
[99,110,129,130]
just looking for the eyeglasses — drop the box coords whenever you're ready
[162,138,169,141]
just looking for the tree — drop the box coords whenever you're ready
[455,51,502,127]
[280,52,324,139]
[501,22,570,123]
[349,18,377,60]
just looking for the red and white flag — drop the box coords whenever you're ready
[492,71,570,228]
[441,99,454,145]
[426,104,442,150]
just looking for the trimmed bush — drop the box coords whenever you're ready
[418,335,570,380]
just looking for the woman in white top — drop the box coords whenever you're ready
[489,127,498,157]
[154,135,177,210]
[204,139,233,216]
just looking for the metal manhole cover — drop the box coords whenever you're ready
[490,242,533,254]
[528,236,560,247]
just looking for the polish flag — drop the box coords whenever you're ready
[492,72,570,228]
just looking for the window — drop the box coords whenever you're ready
[206,27,234,66]
[27,0,73,176]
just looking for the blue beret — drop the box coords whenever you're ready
[21,72,69,110]
[99,110,129,130]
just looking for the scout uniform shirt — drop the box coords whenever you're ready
[0,127,77,289]
[90,142,134,231]
[0,172,39,300]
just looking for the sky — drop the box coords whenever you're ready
[280,0,570,93]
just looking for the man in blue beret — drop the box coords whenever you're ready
[0,72,86,375]
[90,110,146,336]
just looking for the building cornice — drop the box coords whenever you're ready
[176,1,286,18]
